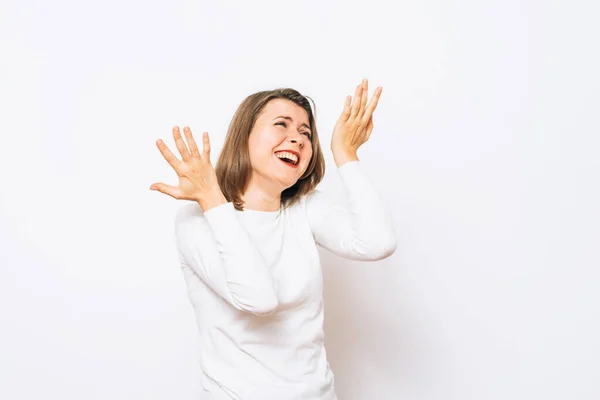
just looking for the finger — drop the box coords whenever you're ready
[349,83,363,119]
[173,126,191,162]
[359,78,368,118]
[183,126,201,158]
[202,132,211,159]
[156,139,183,174]
[341,95,352,121]
[149,182,182,199]
[362,86,383,123]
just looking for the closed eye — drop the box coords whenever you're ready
[275,121,311,138]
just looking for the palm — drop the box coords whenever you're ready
[150,126,220,202]
[177,175,196,198]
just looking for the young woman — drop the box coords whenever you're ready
[150,79,397,399]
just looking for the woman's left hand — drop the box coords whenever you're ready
[331,78,383,159]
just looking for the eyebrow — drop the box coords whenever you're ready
[273,116,312,133]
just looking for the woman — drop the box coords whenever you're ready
[150,79,397,399]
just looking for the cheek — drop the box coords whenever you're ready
[304,143,313,161]
[249,131,277,160]
[262,130,284,151]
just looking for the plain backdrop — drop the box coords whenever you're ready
[1,0,598,399]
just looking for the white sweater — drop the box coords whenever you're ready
[174,161,397,400]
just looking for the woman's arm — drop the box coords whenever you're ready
[150,126,278,315]
[174,202,279,316]
[307,79,396,260]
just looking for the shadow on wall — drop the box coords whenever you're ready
[320,249,426,399]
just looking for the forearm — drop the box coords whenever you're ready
[310,161,397,260]
[203,203,279,314]
[175,203,279,315]
[338,161,397,258]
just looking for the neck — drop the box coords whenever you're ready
[241,194,281,212]
[241,182,282,212]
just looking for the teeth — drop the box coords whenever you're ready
[275,151,298,165]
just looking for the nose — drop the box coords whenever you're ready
[289,137,304,148]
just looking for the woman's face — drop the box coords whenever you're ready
[247,99,314,192]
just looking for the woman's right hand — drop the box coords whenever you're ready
[150,126,224,205]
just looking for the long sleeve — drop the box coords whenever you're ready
[306,161,397,261]
[174,202,279,315]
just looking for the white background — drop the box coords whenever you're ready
[1,0,598,399]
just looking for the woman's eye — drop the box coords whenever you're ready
[276,121,310,138]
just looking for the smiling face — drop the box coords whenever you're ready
[247,98,314,195]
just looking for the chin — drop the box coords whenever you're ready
[277,175,300,190]
[281,178,298,189]
[271,162,305,188]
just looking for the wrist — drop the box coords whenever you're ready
[332,149,359,167]
[197,190,228,212]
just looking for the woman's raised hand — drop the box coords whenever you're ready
[150,126,223,204]
[331,78,382,159]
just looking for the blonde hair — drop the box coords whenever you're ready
[215,88,325,211]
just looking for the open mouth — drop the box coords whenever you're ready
[275,152,299,168]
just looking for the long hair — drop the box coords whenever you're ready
[215,88,325,211]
